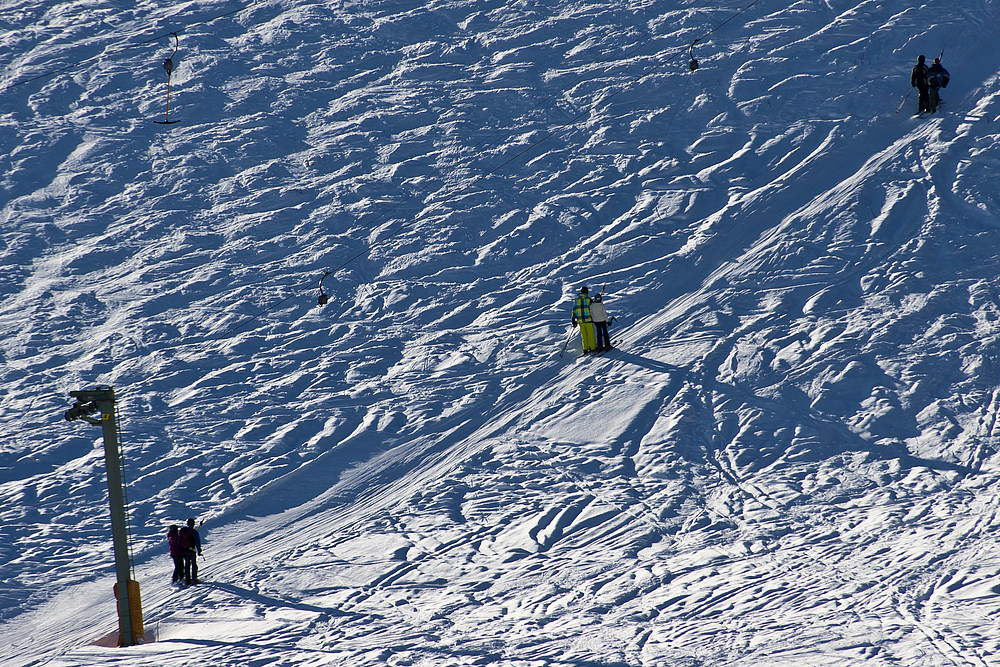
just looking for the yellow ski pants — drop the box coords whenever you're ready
[579,321,596,352]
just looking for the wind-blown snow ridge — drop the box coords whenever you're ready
[3,0,1000,665]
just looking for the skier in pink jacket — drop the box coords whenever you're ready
[167,525,184,585]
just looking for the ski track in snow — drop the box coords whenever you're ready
[3,0,1000,665]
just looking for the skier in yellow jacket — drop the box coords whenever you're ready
[571,286,596,353]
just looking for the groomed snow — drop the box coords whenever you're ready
[3,0,1000,665]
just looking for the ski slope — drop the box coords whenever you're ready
[3,0,1000,664]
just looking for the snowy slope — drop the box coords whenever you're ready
[3,0,1000,664]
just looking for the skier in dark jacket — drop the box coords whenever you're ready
[926,57,950,113]
[911,55,930,114]
[178,518,203,585]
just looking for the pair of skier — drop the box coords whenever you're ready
[911,55,950,114]
[167,518,203,585]
[571,286,613,353]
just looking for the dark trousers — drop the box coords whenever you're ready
[917,85,929,113]
[928,86,940,112]
[183,552,198,583]
[171,555,185,583]
[594,321,610,349]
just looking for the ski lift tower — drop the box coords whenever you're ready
[65,386,144,646]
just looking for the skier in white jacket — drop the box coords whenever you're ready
[590,294,612,351]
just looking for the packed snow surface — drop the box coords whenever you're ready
[3,0,1000,664]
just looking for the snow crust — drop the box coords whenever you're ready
[3,0,1000,664]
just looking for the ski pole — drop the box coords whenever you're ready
[895,88,912,113]
[559,330,574,357]
[163,72,173,122]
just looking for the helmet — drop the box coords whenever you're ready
[580,286,589,294]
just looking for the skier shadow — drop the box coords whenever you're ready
[415,645,635,666]
[203,581,373,621]
[604,348,684,376]
[171,636,341,655]
[170,635,634,666]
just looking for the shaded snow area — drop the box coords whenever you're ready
[4,0,1000,664]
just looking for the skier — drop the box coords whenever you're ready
[910,55,930,114]
[590,293,612,352]
[178,518,203,585]
[926,57,950,113]
[571,286,596,354]
[167,525,184,585]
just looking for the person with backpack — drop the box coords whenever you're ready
[910,55,930,114]
[571,286,596,354]
[178,518,203,585]
[926,57,950,113]
[167,525,184,585]
[590,293,613,352]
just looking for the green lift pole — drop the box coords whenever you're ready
[65,386,142,646]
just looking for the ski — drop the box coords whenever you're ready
[577,339,623,359]
[914,100,945,117]
[593,339,624,357]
